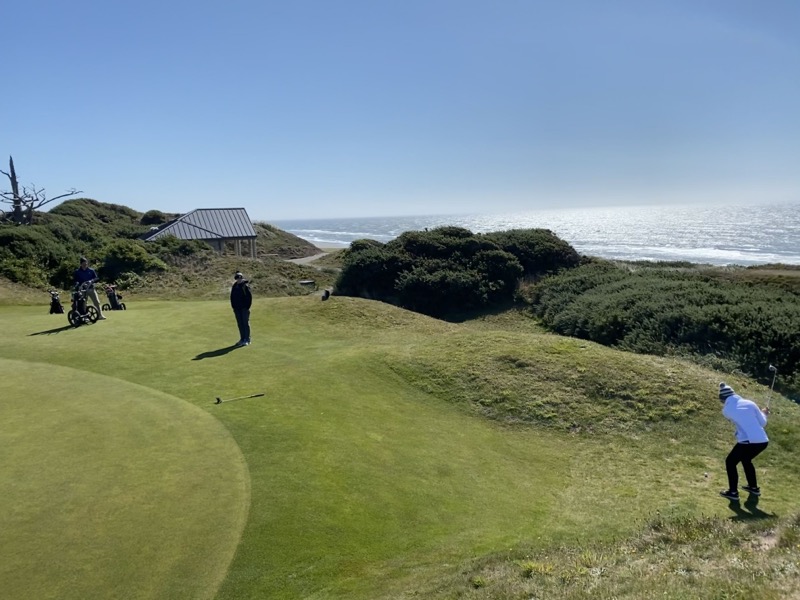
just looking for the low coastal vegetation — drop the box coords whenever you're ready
[523,259,800,400]
[0,198,333,299]
[334,228,800,400]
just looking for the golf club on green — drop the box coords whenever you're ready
[214,392,265,405]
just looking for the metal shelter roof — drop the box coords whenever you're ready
[142,208,257,241]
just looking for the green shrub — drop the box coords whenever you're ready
[49,260,80,290]
[484,228,581,276]
[0,226,71,285]
[0,257,50,287]
[49,198,141,223]
[346,238,385,253]
[336,245,411,301]
[114,271,145,290]
[396,263,486,316]
[528,261,800,398]
[147,236,211,261]
[469,249,523,303]
[335,227,569,318]
[140,210,169,226]
[100,240,167,282]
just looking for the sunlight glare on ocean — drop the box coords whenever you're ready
[273,202,800,266]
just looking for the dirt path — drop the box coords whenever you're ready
[285,252,329,265]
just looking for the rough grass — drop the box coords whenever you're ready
[0,276,46,305]
[1,297,799,599]
[125,253,337,299]
[453,306,548,334]
[304,248,346,270]
[252,221,323,259]
[708,264,800,296]
[404,512,800,599]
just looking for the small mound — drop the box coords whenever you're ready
[0,358,249,600]
[274,295,457,334]
[382,330,759,434]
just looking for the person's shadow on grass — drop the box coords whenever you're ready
[192,345,240,360]
[29,324,75,336]
[727,494,776,521]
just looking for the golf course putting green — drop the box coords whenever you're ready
[0,358,250,600]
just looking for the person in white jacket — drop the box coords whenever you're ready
[718,382,769,501]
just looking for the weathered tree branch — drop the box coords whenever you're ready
[1,156,82,224]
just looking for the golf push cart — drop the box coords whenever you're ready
[68,280,100,327]
[102,284,126,311]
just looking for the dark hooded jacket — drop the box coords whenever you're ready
[230,279,252,310]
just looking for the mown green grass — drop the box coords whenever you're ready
[0,359,248,600]
[1,297,799,599]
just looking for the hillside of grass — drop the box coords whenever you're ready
[2,296,799,599]
[304,247,346,270]
[252,221,322,259]
[114,253,337,300]
[0,276,46,305]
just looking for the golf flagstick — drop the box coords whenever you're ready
[215,392,265,404]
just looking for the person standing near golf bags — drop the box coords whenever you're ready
[230,272,252,346]
[718,382,769,501]
[73,257,106,320]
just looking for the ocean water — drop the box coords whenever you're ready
[273,201,800,266]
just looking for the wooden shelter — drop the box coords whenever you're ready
[141,208,257,257]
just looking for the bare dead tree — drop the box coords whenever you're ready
[1,156,82,225]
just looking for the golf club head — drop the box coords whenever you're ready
[215,397,222,404]
[768,365,777,373]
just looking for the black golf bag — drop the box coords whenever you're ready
[102,284,126,311]
[49,290,65,314]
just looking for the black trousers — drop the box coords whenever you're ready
[725,442,768,490]
[233,308,250,343]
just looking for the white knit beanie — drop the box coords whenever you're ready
[719,382,735,400]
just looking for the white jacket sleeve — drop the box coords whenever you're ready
[755,405,767,427]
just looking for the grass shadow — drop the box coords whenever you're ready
[442,300,521,323]
[727,494,777,521]
[29,325,75,336]
[192,345,240,361]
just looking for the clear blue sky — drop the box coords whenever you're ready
[4,0,799,220]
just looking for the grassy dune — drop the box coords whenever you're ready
[1,297,799,599]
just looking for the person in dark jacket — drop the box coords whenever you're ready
[73,257,106,320]
[230,272,252,346]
